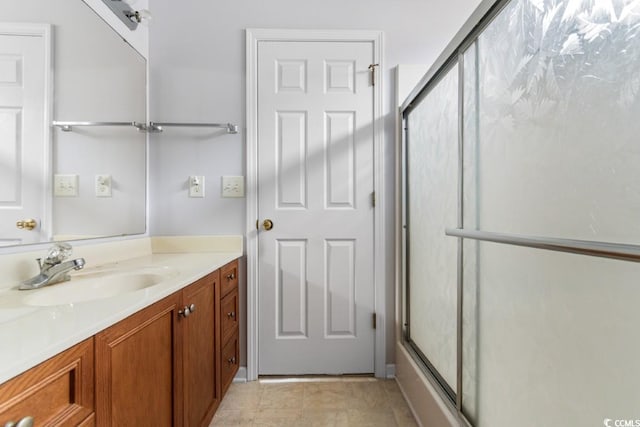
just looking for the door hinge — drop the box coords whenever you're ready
[368,63,379,86]
[372,312,377,329]
[256,219,259,230]
[371,191,376,207]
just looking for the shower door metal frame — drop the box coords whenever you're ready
[402,57,460,405]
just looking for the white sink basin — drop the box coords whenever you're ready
[0,306,38,323]
[22,271,174,307]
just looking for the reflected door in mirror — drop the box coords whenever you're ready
[0,25,50,246]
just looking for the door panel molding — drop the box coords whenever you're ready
[0,23,52,245]
[246,28,385,380]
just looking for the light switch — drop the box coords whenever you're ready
[54,174,78,197]
[189,175,205,198]
[95,174,112,197]
[222,176,245,198]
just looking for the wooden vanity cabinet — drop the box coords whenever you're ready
[0,338,95,427]
[1,257,240,427]
[95,269,223,427]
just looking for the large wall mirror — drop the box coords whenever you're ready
[1,0,146,247]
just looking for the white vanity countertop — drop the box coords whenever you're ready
[0,236,242,385]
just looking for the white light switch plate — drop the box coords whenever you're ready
[54,174,78,197]
[189,175,205,198]
[222,176,245,198]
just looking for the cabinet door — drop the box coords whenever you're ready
[0,338,94,426]
[182,271,220,427]
[95,293,183,427]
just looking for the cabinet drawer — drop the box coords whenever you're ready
[0,338,94,427]
[220,289,239,344]
[220,259,238,297]
[220,333,239,396]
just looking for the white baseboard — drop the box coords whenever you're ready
[234,365,392,381]
[233,363,396,383]
[233,366,248,383]
[386,364,396,379]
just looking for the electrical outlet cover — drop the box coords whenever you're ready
[95,174,112,197]
[189,175,205,198]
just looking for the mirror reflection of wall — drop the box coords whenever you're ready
[1,0,146,247]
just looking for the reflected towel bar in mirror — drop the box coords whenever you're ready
[52,121,148,132]
[148,122,239,134]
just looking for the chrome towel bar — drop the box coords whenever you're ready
[51,121,239,134]
[52,121,147,132]
[148,122,239,134]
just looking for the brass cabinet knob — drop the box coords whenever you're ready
[225,272,236,280]
[227,311,236,319]
[16,219,37,231]
[262,219,273,231]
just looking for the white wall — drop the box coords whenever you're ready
[148,0,482,366]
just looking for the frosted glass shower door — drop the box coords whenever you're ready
[461,0,640,425]
[405,65,459,395]
[465,0,640,243]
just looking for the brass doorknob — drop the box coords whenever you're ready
[16,219,37,231]
[262,219,274,231]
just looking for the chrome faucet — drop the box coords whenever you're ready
[19,243,86,290]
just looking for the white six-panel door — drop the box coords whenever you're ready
[257,40,376,375]
[0,26,50,246]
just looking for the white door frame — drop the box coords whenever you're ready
[246,28,385,380]
[0,23,53,243]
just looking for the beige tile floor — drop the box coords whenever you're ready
[210,377,418,426]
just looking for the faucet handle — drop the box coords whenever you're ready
[46,242,73,264]
[74,258,86,270]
